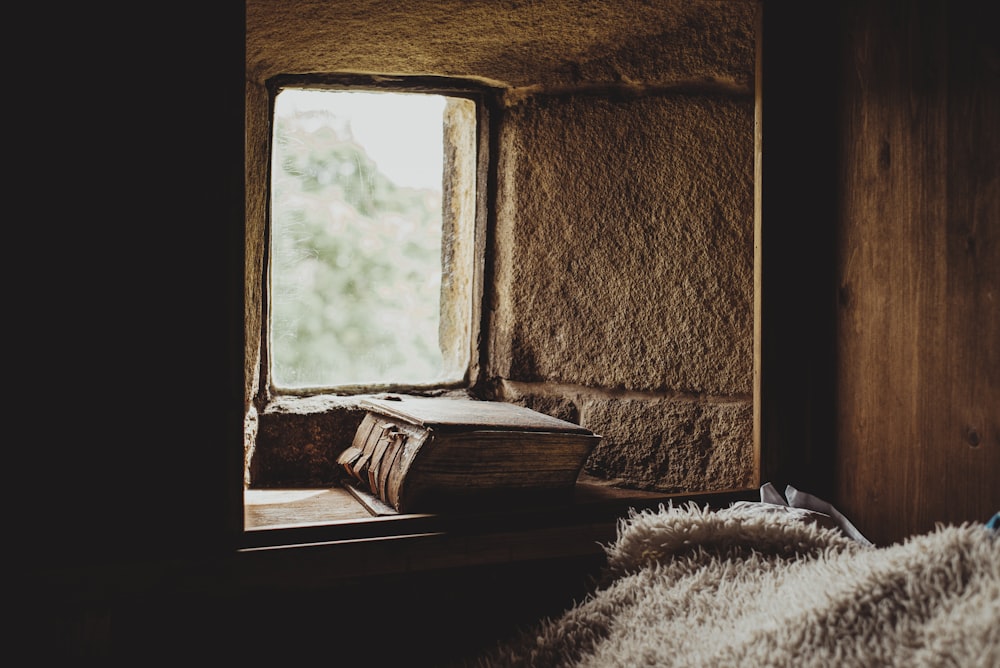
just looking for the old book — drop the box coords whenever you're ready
[336,396,601,513]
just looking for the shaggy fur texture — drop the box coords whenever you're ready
[471,502,1000,667]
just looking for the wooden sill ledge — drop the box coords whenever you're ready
[27,480,758,614]
[238,476,757,583]
[244,474,676,531]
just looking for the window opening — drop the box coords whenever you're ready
[269,88,476,390]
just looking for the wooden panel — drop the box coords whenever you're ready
[834,0,1000,545]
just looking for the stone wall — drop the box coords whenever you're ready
[246,0,757,492]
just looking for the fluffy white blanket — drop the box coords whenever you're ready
[473,502,1000,667]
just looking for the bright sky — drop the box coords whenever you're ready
[276,89,446,191]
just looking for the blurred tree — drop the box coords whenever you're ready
[270,104,444,387]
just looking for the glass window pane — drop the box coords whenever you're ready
[270,89,455,388]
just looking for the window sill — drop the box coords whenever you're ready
[238,477,757,582]
[243,474,675,530]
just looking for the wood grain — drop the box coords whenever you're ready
[834,0,1000,545]
[244,488,372,528]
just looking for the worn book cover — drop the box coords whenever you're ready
[336,395,601,513]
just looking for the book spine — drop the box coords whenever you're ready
[337,412,429,511]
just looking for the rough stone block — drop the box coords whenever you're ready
[490,93,754,395]
[250,396,368,487]
[580,396,753,492]
[246,0,755,90]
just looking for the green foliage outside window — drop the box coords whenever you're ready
[270,98,445,388]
